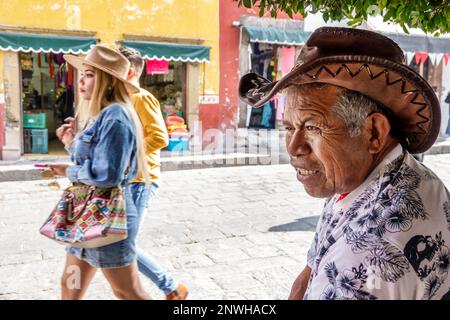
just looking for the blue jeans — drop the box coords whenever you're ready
[129,182,178,294]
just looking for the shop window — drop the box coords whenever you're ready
[247,43,298,130]
[139,60,186,122]
[20,52,75,155]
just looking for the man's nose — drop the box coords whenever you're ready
[286,130,311,158]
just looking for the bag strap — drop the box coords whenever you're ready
[66,185,96,223]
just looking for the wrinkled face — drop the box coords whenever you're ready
[79,65,95,100]
[284,85,374,198]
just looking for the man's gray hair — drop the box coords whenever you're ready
[286,83,392,137]
[335,89,387,137]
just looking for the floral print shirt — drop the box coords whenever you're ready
[305,144,450,300]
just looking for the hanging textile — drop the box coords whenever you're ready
[280,47,296,75]
[261,102,272,128]
[67,64,73,87]
[48,52,55,78]
[146,59,169,75]
[276,94,286,121]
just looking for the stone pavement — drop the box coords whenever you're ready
[0,154,449,300]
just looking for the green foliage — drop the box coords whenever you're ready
[236,0,450,35]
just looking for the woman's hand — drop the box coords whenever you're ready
[56,117,75,147]
[48,164,69,177]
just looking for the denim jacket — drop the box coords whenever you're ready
[66,104,138,188]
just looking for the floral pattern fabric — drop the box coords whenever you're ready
[305,144,450,300]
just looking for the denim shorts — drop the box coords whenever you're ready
[66,182,152,269]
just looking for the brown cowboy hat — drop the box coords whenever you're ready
[239,27,441,154]
[63,44,140,94]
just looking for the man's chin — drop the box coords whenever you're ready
[303,185,333,198]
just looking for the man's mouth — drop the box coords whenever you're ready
[297,168,319,176]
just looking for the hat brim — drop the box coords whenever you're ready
[63,54,140,94]
[239,55,440,154]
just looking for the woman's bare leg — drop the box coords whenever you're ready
[101,261,150,300]
[61,253,97,300]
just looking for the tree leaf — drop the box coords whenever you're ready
[234,0,449,34]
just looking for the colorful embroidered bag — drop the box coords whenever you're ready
[39,184,127,248]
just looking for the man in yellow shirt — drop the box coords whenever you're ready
[119,46,188,300]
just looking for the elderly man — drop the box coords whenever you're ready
[239,27,450,300]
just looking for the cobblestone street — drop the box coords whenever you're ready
[1,154,449,300]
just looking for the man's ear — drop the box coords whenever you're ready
[364,113,392,154]
[127,67,135,80]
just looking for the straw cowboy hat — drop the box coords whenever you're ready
[63,44,140,94]
[238,27,441,154]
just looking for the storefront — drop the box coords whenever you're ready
[122,39,210,129]
[237,15,310,129]
[383,32,450,136]
[0,31,96,159]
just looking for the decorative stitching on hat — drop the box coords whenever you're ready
[248,87,266,99]
[301,63,430,136]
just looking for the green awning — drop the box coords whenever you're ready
[0,32,97,54]
[122,40,210,63]
[243,26,311,46]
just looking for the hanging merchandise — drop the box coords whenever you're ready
[415,52,428,65]
[444,54,450,66]
[20,54,33,71]
[56,64,67,88]
[261,102,272,128]
[276,94,286,121]
[37,53,42,68]
[48,52,55,78]
[67,63,73,86]
[53,53,65,65]
[280,47,296,75]
[146,59,169,75]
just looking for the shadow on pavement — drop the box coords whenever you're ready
[268,215,319,232]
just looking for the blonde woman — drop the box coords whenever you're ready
[48,45,151,300]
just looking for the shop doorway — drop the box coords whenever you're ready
[20,52,75,156]
[139,60,186,124]
[246,43,299,130]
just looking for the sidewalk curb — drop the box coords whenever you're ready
[0,153,278,182]
[1,139,449,182]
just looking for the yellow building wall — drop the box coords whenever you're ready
[0,51,3,91]
[0,0,219,95]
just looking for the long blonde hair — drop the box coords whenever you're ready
[77,68,150,183]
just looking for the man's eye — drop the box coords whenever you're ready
[285,126,295,131]
[305,126,320,132]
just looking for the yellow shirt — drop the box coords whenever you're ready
[130,88,169,184]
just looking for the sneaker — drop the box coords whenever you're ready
[166,283,189,300]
